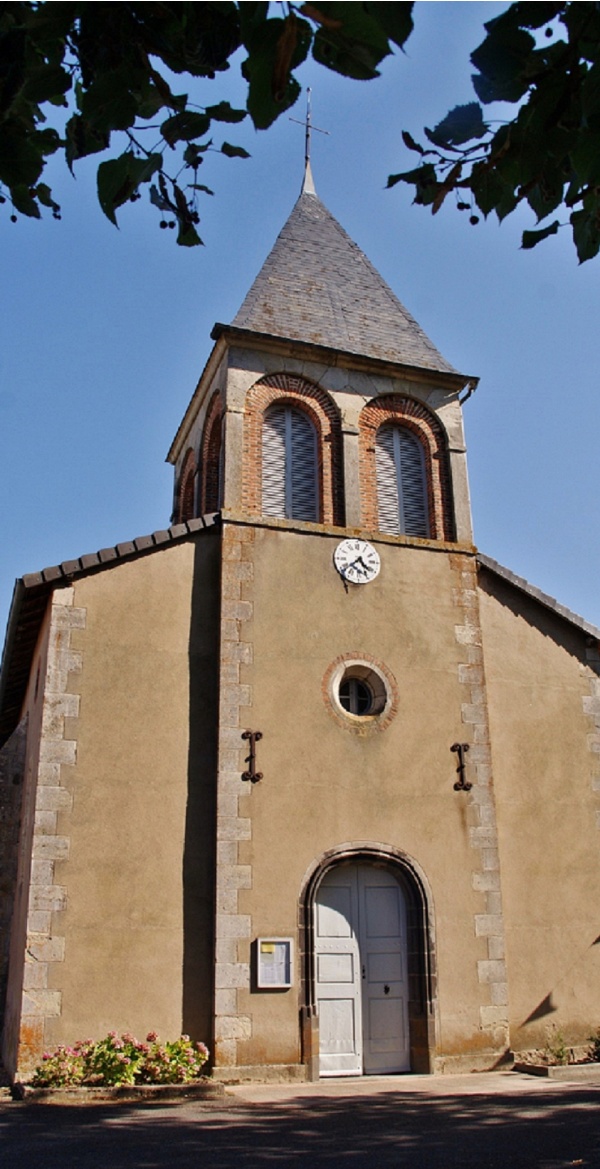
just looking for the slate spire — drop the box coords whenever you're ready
[231,185,456,374]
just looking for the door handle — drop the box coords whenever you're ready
[362,965,366,980]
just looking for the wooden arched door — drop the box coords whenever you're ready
[315,864,410,1076]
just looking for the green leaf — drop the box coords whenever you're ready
[521,219,560,249]
[526,175,565,222]
[205,101,247,123]
[484,3,563,35]
[386,162,438,206]
[80,68,139,133]
[183,141,212,166]
[362,2,414,51]
[564,177,582,208]
[571,131,600,187]
[426,103,487,148]
[471,163,520,221]
[190,184,214,195]
[238,4,270,43]
[137,86,168,121]
[177,221,203,247]
[432,161,463,214]
[471,23,536,79]
[65,115,110,170]
[387,163,433,188]
[0,128,46,188]
[570,206,600,263]
[150,184,172,214]
[471,24,536,104]
[34,129,61,157]
[139,2,241,77]
[220,141,250,158]
[242,15,312,129]
[34,182,60,212]
[309,3,394,81]
[402,130,425,155]
[21,64,72,104]
[10,184,41,218]
[97,152,161,226]
[161,111,211,145]
[579,60,600,120]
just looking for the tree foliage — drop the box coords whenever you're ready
[391,2,600,263]
[0,1,412,245]
[3,2,600,260]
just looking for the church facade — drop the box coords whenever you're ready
[1,174,600,1083]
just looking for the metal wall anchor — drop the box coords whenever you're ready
[451,742,472,791]
[241,730,263,783]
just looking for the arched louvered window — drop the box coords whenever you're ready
[376,424,429,537]
[177,451,196,523]
[203,411,222,513]
[262,404,319,522]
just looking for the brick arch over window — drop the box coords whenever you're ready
[176,448,196,524]
[359,397,454,541]
[199,390,223,514]
[243,373,343,525]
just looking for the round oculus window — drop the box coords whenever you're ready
[338,677,373,716]
[325,657,396,730]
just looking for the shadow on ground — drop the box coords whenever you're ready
[1,1086,599,1168]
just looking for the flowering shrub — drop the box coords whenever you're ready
[31,1031,209,1088]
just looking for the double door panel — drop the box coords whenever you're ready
[315,864,410,1076]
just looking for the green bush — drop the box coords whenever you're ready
[31,1031,209,1088]
[544,1026,568,1066]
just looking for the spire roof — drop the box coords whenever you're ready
[231,188,456,374]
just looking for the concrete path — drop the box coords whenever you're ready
[227,1067,600,1102]
[1,1071,599,1168]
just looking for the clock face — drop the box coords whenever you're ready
[334,539,381,585]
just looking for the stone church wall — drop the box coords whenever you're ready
[479,571,600,1054]
[213,519,510,1074]
[4,531,221,1077]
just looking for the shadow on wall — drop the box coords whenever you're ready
[182,530,221,1049]
[0,720,27,1045]
[522,933,600,1027]
[478,567,600,670]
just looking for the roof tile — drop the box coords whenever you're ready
[232,191,456,374]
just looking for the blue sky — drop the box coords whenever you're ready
[1,1,599,640]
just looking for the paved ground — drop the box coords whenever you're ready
[1,1071,599,1168]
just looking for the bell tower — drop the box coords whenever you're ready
[168,170,476,545]
[166,173,510,1080]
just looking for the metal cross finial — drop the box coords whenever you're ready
[289,88,329,180]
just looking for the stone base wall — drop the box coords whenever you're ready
[14,589,84,1078]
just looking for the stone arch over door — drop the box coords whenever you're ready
[299,844,437,1076]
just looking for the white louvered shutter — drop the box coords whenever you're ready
[262,404,318,521]
[376,424,429,537]
[262,405,287,517]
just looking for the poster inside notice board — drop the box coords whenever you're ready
[257,938,293,988]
